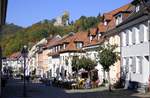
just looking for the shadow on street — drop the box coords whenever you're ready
[1,78,150,98]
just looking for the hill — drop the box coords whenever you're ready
[0,15,102,56]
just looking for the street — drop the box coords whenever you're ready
[1,79,150,98]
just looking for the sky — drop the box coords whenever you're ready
[6,0,132,27]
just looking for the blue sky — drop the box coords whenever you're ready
[7,0,132,27]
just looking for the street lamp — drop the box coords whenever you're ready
[21,45,28,97]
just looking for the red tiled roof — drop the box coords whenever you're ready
[105,4,131,32]
[9,52,21,60]
[103,13,113,20]
[60,31,89,53]
[74,31,89,42]
[89,28,98,36]
[47,4,133,53]
[105,4,130,16]
[46,37,61,48]
[98,22,107,32]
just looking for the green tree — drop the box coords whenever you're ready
[72,56,96,72]
[98,44,119,91]
[72,56,80,72]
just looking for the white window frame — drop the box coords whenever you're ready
[122,32,126,46]
[126,29,132,45]
[76,42,83,49]
[135,5,140,12]
[136,56,142,74]
[116,14,122,25]
[142,24,148,42]
[135,27,140,44]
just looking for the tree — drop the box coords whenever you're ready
[71,56,80,72]
[98,44,119,91]
[72,56,96,72]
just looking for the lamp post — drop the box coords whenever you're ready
[21,45,28,97]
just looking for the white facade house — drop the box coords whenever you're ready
[119,0,150,91]
[47,32,90,81]
[121,21,150,89]
[2,52,24,76]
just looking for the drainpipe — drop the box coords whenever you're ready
[148,20,150,90]
[149,20,150,70]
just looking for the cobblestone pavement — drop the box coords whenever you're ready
[1,79,150,98]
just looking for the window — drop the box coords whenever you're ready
[122,58,126,73]
[76,42,83,49]
[131,57,136,73]
[132,27,136,44]
[139,24,145,43]
[104,20,107,26]
[89,35,93,42]
[125,58,129,73]
[63,44,66,49]
[126,30,132,45]
[136,56,142,74]
[129,57,133,72]
[60,45,63,50]
[142,24,149,42]
[122,58,126,66]
[126,30,129,46]
[63,43,68,49]
[97,32,101,40]
[135,5,140,12]
[58,45,60,51]
[55,46,58,52]
[115,14,122,25]
[135,27,140,44]
[122,32,126,46]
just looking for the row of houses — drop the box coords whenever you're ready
[3,0,150,91]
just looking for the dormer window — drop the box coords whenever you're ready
[104,21,107,26]
[89,35,94,42]
[58,45,60,51]
[97,32,102,40]
[76,42,83,49]
[135,5,140,12]
[63,43,68,49]
[63,44,66,49]
[115,14,122,25]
